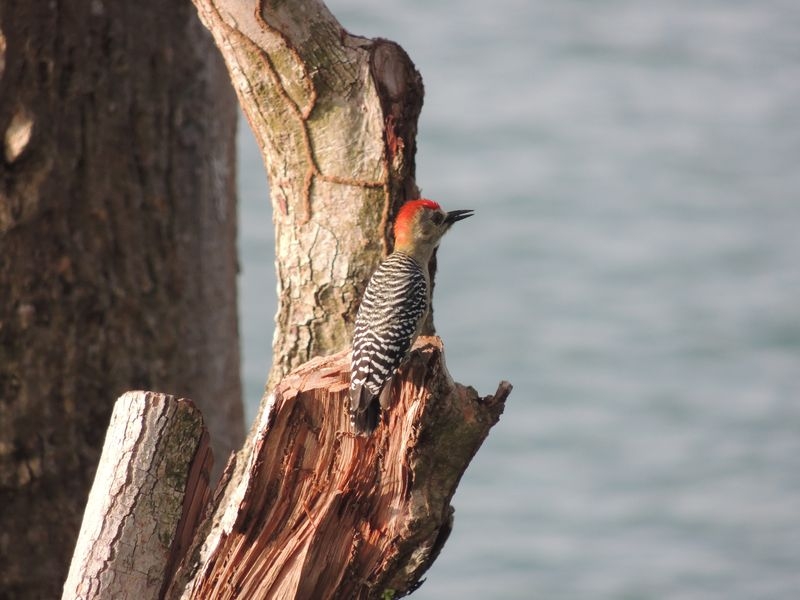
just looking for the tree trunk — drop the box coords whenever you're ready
[191,0,425,390]
[0,2,243,597]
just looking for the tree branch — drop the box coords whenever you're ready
[62,392,211,600]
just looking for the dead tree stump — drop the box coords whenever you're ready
[170,337,509,599]
[64,341,510,599]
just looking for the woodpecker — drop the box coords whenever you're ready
[349,199,473,434]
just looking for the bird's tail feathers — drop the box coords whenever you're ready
[349,384,380,435]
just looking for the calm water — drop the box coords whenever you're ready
[238,1,800,598]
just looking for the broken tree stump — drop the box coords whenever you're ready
[169,336,510,599]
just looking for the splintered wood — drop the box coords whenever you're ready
[175,336,510,600]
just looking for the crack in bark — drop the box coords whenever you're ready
[204,0,387,226]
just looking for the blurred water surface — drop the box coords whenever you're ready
[238,1,800,598]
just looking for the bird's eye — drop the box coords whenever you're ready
[431,212,444,225]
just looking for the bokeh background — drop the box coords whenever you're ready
[238,1,800,598]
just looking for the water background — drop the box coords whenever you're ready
[237,1,800,598]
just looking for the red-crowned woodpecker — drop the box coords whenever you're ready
[349,199,473,434]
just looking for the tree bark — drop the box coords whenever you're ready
[191,0,425,389]
[0,2,243,597]
[62,392,212,600]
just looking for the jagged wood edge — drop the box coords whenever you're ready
[167,337,510,599]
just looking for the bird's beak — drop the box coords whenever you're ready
[444,209,474,225]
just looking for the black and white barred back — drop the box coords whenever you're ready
[349,252,429,434]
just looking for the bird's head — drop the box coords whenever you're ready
[393,199,473,260]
